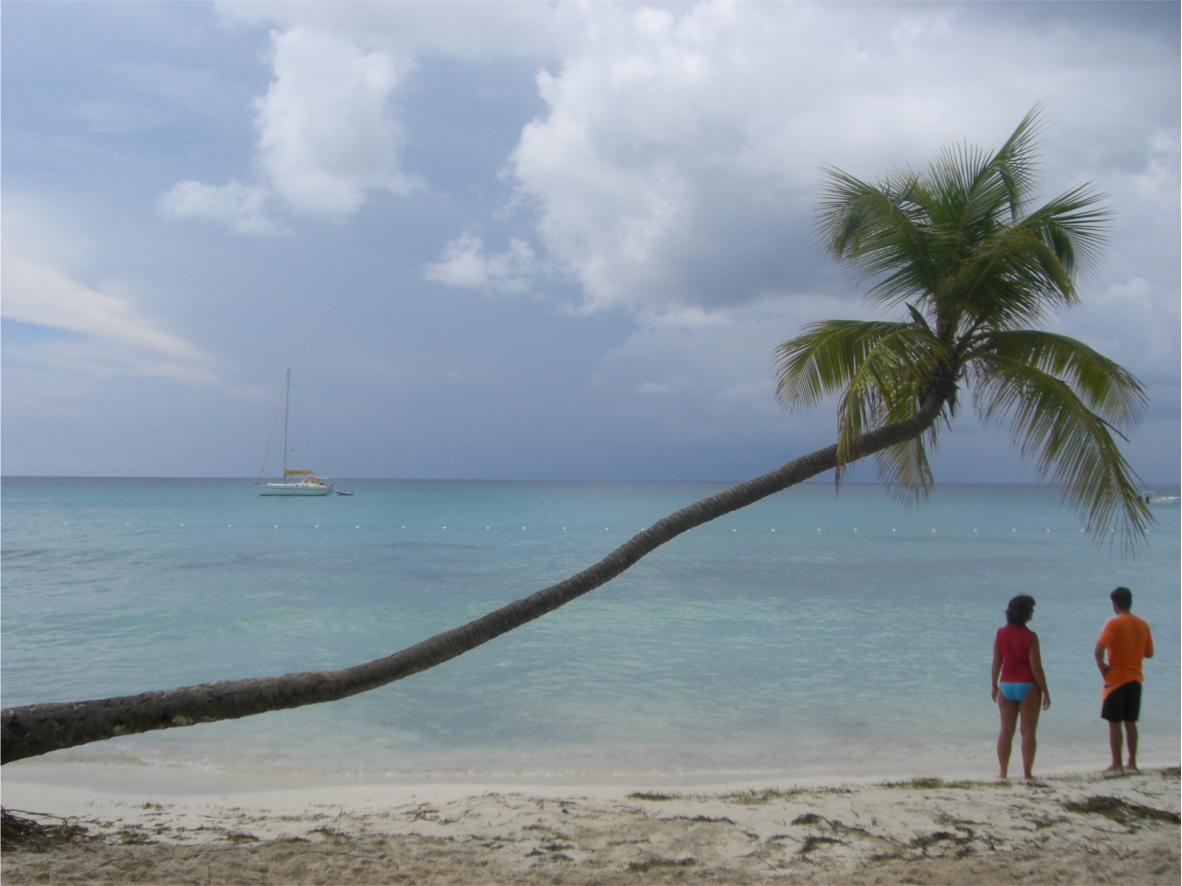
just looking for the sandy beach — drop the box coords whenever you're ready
[2,766,1177,884]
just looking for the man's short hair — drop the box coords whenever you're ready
[1111,586,1133,610]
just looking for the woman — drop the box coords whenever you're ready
[991,594,1051,779]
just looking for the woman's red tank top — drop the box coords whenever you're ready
[996,623,1036,683]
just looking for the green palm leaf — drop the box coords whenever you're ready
[874,400,939,498]
[974,331,1146,428]
[971,354,1151,552]
[776,319,945,477]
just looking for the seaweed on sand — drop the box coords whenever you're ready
[1,808,90,852]
[1063,796,1180,825]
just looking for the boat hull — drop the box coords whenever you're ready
[258,483,334,496]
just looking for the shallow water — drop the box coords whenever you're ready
[2,478,1178,778]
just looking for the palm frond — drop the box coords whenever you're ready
[944,226,1079,328]
[775,320,938,410]
[816,170,941,303]
[971,355,1151,553]
[1017,184,1111,279]
[834,328,938,467]
[981,107,1043,218]
[776,320,946,477]
[974,331,1146,429]
[927,110,1041,239]
[874,395,939,499]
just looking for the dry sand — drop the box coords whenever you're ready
[2,767,1178,884]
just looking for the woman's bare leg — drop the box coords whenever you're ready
[1018,687,1042,779]
[997,696,1020,778]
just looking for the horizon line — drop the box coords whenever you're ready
[2,475,1179,488]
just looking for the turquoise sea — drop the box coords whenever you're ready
[2,478,1178,780]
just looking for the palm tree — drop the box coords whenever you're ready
[0,111,1149,765]
[779,109,1149,546]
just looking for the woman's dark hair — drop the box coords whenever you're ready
[1006,594,1036,625]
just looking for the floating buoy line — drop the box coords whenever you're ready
[109,522,1121,536]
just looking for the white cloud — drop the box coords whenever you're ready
[258,26,415,216]
[159,180,282,236]
[162,26,416,232]
[1133,132,1181,206]
[508,3,1178,320]
[3,200,221,385]
[192,2,1177,341]
[2,258,220,384]
[423,233,536,294]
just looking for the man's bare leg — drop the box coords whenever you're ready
[1018,688,1042,779]
[1105,720,1124,773]
[1125,722,1139,771]
[997,696,1019,779]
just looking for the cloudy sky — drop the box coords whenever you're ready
[3,1,1178,483]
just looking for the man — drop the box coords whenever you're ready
[1094,587,1154,773]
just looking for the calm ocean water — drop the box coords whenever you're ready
[2,478,1178,780]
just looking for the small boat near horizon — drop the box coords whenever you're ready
[257,369,334,497]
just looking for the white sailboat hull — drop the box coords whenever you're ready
[258,482,334,496]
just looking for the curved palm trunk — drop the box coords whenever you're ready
[1,393,947,765]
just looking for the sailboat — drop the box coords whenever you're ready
[257,369,334,496]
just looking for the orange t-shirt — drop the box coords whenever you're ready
[1097,613,1154,698]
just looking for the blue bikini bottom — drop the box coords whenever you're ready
[1000,682,1034,702]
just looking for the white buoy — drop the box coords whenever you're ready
[355,526,360,529]
[771,529,775,532]
[853,528,857,532]
[275,525,278,528]
[443,526,447,530]
[931,528,935,533]
[563,527,566,530]
[314,525,318,529]
[973,529,977,532]
[733,529,737,532]
[402,525,405,529]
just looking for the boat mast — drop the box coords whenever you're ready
[282,368,290,476]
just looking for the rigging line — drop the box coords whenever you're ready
[289,377,324,475]
[257,373,287,484]
[283,368,290,475]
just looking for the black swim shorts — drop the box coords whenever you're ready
[1101,681,1142,722]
